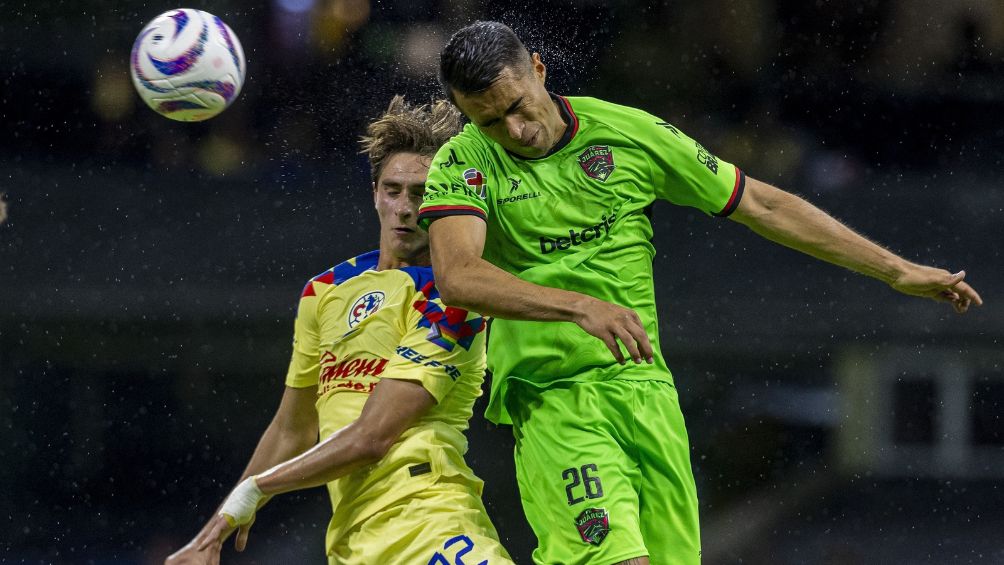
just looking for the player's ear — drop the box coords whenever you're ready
[372,181,378,208]
[531,52,546,84]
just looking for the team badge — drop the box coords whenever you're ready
[578,145,615,182]
[574,507,610,546]
[347,291,384,328]
[462,167,488,199]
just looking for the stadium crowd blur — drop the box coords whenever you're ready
[2,1,1002,563]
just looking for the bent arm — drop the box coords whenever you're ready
[429,215,590,322]
[729,177,982,312]
[237,385,320,481]
[428,215,653,363]
[171,385,318,559]
[253,378,437,495]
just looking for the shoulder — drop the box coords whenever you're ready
[565,95,663,128]
[434,123,493,158]
[397,265,437,295]
[298,249,380,297]
[398,266,486,340]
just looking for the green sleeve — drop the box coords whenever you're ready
[632,110,745,216]
[418,136,491,231]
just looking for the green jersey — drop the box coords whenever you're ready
[418,95,744,424]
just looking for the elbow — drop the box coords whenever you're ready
[295,423,320,453]
[436,276,461,306]
[435,268,470,308]
[268,418,319,456]
[732,178,786,226]
[348,424,396,463]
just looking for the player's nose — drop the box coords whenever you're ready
[396,201,415,217]
[505,115,523,141]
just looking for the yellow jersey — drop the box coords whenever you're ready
[284,250,490,554]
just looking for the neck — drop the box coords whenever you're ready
[375,245,430,271]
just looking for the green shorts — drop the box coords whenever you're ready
[506,379,700,565]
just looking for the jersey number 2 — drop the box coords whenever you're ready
[427,534,487,565]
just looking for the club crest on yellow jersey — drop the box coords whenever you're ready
[348,291,385,328]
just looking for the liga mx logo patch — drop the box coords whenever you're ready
[348,291,384,328]
[462,167,488,199]
[574,507,610,546]
[578,145,615,182]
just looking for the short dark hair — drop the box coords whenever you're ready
[359,95,463,181]
[440,21,531,102]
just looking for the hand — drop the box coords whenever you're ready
[891,266,983,314]
[196,477,266,554]
[164,536,222,565]
[573,296,654,364]
[193,513,254,555]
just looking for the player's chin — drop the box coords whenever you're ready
[514,146,546,159]
[391,239,428,258]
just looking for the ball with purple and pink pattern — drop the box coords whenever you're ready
[130,9,246,122]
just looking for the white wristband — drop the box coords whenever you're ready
[219,476,265,526]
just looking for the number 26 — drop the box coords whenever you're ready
[563,463,603,505]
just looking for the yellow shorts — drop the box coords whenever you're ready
[328,481,514,565]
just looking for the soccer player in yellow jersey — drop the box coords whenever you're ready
[165,97,514,565]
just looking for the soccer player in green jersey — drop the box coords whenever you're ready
[418,21,984,565]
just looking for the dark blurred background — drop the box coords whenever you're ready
[1,1,1002,563]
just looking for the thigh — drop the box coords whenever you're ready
[508,382,649,565]
[330,484,514,565]
[635,382,701,565]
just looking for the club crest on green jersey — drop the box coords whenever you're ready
[578,145,615,182]
[574,507,610,546]
[462,167,488,199]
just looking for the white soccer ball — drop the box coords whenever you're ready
[130,9,246,122]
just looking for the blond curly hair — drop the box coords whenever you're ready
[359,95,463,181]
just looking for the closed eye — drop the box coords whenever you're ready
[477,96,524,128]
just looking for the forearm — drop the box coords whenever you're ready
[253,421,382,496]
[196,408,316,533]
[237,419,318,482]
[438,254,598,322]
[734,181,910,284]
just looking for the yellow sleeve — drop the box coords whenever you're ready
[380,290,487,403]
[284,280,322,388]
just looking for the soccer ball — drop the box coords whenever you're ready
[130,9,246,122]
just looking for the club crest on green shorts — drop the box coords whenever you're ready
[574,507,610,546]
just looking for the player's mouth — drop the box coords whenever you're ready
[393,227,414,235]
[522,129,539,147]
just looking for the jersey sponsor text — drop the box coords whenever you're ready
[539,214,616,254]
[318,351,387,395]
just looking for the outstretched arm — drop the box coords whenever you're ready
[428,215,653,364]
[196,378,437,549]
[729,177,983,313]
[166,385,319,564]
